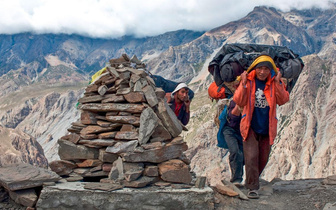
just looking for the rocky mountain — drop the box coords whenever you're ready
[0,30,204,78]
[0,5,335,186]
[147,5,336,84]
[0,124,48,168]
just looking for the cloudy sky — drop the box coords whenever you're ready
[0,0,335,38]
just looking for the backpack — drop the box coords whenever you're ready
[208,43,304,94]
[151,75,194,101]
[208,81,226,100]
[215,97,233,149]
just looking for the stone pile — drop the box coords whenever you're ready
[0,163,60,208]
[50,54,193,189]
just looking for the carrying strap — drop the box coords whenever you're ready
[236,55,278,81]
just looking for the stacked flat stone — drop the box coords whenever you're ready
[50,54,193,189]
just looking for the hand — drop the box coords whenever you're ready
[184,96,191,107]
[275,71,282,84]
[185,100,191,113]
[165,93,172,103]
[240,71,247,86]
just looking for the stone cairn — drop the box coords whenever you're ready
[49,54,194,190]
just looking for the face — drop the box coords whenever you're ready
[176,88,189,102]
[255,66,271,81]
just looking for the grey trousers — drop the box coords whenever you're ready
[223,126,244,183]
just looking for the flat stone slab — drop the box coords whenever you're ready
[37,182,214,210]
[0,164,61,191]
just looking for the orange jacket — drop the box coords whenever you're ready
[233,70,289,145]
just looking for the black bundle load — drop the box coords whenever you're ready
[208,43,304,94]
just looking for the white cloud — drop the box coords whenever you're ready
[0,0,335,38]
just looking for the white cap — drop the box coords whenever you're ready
[171,83,188,95]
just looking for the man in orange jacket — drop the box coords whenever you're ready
[233,54,289,199]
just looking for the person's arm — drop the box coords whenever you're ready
[233,71,248,107]
[231,104,242,116]
[274,72,290,105]
[165,92,172,103]
[180,99,190,125]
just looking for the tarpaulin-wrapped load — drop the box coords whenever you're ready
[208,43,304,95]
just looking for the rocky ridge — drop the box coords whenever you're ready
[0,125,48,168]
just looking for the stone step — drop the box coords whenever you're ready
[36,182,214,210]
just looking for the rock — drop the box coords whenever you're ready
[76,159,102,168]
[123,176,158,188]
[80,125,119,135]
[124,170,143,182]
[106,115,140,126]
[102,163,113,172]
[58,139,99,160]
[106,140,138,154]
[0,164,60,191]
[142,85,158,107]
[154,181,171,187]
[78,139,117,147]
[85,83,99,93]
[0,187,8,202]
[49,160,77,176]
[99,149,119,163]
[81,111,98,125]
[115,131,139,140]
[108,157,124,180]
[98,85,108,96]
[143,166,159,177]
[96,120,115,127]
[323,202,336,210]
[84,182,123,191]
[80,133,98,140]
[158,159,192,184]
[78,95,103,104]
[79,103,145,113]
[214,183,239,197]
[155,99,182,137]
[67,133,81,144]
[155,88,166,100]
[120,124,136,131]
[36,182,214,209]
[195,177,207,188]
[66,176,83,182]
[322,175,336,185]
[124,92,146,103]
[138,107,159,145]
[141,142,164,150]
[221,180,249,200]
[8,188,37,207]
[150,121,172,142]
[82,170,109,178]
[98,131,117,139]
[101,94,125,103]
[121,142,188,163]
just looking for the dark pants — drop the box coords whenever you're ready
[243,128,271,190]
[223,126,244,183]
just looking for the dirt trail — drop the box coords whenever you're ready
[214,178,336,210]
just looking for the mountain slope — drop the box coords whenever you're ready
[0,30,204,77]
[0,124,48,167]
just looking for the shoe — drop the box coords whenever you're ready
[247,190,259,199]
[231,181,244,188]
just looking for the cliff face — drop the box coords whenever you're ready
[0,125,48,168]
[263,55,336,180]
